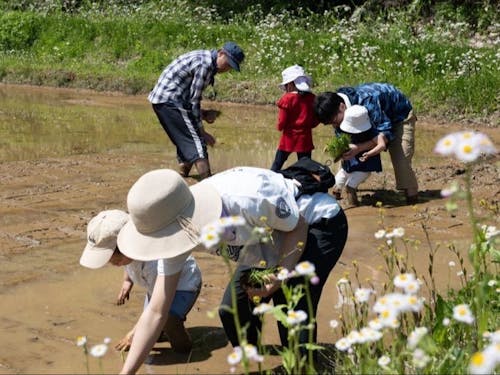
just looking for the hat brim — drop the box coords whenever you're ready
[226,56,240,72]
[80,243,115,269]
[340,122,372,134]
[117,181,222,261]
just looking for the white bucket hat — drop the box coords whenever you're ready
[80,209,129,269]
[339,105,372,134]
[117,169,222,261]
[279,64,312,92]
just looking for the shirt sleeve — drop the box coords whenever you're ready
[276,95,290,131]
[190,58,211,128]
[157,252,191,276]
[362,95,395,143]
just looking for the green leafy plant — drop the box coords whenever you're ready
[325,133,351,162]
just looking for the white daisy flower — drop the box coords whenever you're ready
[286,310,308,326]
[89,343,108,358]
[295,261,316,276]
[406,295,424,312]
[452,304,475,325]
[442,318,451,326]
[488,279,497,287]
[472,132,497,155]
[368,318,384,331]
[346,330,363,345]
[390,227,405,238]
[76,336,87,347]
[103,337,111,344]
[277,268,290,281]
[434,133,458,156]
[335,337,351,351]
[227,347,243,365]
[407,327,428,349]
[412,348,431,368]
[354,288,373,303]
[441,183,459,197]
[252,302,273,315]
[394,273,416,289]
[403,279,421,295]
[329,319,339,329]
[378,355,391,367]
[468,348,496,375]
[455,137,481,162]
[374,229,386,239]
[242,343,259,360]
[360,327,383,342]
[199,229,221,249]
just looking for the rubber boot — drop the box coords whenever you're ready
[345,186,359,207]
[163,314,192,354]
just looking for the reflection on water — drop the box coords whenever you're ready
[0,83,333,168]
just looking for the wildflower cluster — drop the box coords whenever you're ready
[434,130,496,163]
[76,335,111,373]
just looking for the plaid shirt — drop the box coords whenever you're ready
[337,83,412,143]
[148,49,218,124]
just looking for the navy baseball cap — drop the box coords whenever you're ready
[222,41,245,71]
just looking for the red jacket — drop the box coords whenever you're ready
[276,92,319,152]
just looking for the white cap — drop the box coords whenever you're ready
[279,65,312,92]
[80,209,129,269]
[339,105,372,134]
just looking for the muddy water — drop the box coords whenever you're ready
[0,84,497,374]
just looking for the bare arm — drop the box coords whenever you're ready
[359,133,387,162]
[342,138,377,160]
[117,269,134,305]
[120,271,181,374]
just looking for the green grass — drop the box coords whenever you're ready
[0,1,498,123]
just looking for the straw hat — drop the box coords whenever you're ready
[117,169,222,261]
[80,209,129,269]
[279,65,312,92]
[339,105,372,134]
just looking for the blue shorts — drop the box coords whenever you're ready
[145,288,200,321]
[152,103,208,164]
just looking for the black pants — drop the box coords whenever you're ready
[219,209,348,348]
[270,150,311,171]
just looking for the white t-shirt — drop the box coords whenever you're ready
[126,255,201,293]
[158,167,301,274]
[296,192,341,224]
[204,167,300,245]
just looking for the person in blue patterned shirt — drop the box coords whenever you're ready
[148,41,245,180]
[314,83,419,204]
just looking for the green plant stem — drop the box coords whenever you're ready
[304,279,315,374]
[464,166,486,343]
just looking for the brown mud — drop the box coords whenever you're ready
[0,85,498,374]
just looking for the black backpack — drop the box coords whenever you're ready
[277,158,335,197]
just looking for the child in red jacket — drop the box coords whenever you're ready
[270,65,320,171]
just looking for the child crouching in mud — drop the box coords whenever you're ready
[80,209,201,354]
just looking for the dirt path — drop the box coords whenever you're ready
[0,92,498,373]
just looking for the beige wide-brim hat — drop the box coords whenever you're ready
[117,169,222,261]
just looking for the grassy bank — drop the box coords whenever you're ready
[0,0,498,124]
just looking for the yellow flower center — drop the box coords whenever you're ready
[462,144,473,154]
[470,352,484,366]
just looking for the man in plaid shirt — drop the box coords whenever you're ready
[148,41,245,180]
[314,83,419,205]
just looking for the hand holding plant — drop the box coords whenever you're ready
[325,133,352,162]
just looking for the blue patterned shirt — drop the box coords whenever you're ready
[337,83,412,143]
[148,49,218,125]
